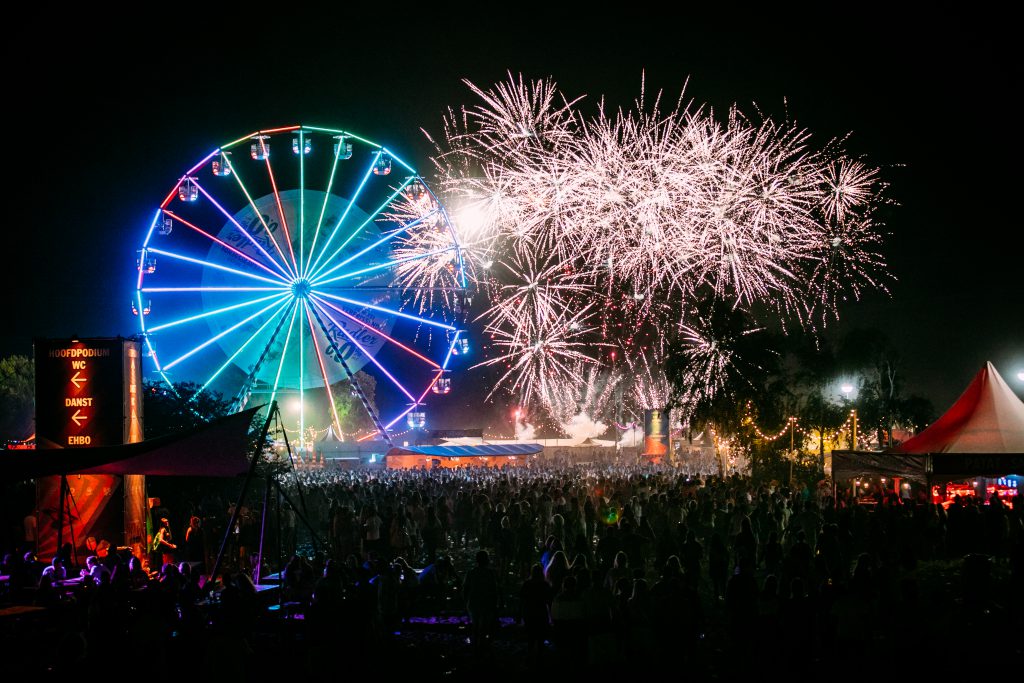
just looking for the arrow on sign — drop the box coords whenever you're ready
[71,371,87,389]
[71,409,87,426]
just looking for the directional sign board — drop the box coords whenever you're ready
[35,337,144,447]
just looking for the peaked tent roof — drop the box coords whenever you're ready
[0,407,260,481]
[318,425,344,443]
[893,362,1024,454]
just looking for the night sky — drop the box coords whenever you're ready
[6,8,1022,423]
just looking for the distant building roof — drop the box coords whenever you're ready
[387,443,543,458]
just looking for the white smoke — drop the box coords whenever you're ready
[560,413,608,445]
[617,425,643,448]
[515,421,537,441]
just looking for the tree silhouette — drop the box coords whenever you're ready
[0,355,34,442]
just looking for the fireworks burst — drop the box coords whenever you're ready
[671,309,768,412]
[382,183,465,312]
[475,298,601,408]
[426,74,890,421]
[624,351,671,413]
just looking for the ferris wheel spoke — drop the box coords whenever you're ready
[197,174,296,280]
[312,291,456,330]
[298,299,305,449]
[262,152,299,275]
[419,369,446,399]
[312,245,458,286]
[308,299,416,403]
[312,209,440,281]
[310,295,440,369]
[147,292,290,333]
[357,403,417,441]
[304,134,344,279]
[145,248,291,287]
[164,298,291,371]
[141,286,285,293]
[193,299,295,398]
[305,303,394,448]
[305,151,381,279]
[267,303,300,409]
[231,299,293,410]
[163,211,291,284]
[298,130,306,280]
[302,302,344,438]
[308,178,414,282]
[441,330,462,369]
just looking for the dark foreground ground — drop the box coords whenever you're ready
[1,554,1020,680]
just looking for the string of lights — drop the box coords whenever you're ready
[275,425,414,441]
[742,403,863,443]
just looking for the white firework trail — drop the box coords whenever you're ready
[624,351,671,412]
[541,363,622,426]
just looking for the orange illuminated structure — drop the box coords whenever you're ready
[386,444,541,470]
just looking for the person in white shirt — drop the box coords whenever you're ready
[81,555,110,584]
[40,556,66,583]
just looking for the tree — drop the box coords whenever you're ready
[332,371,379,435]
[0,355,34,442]
[665,304,781,474]
[838,328,934,448]
[142,381,232,439]
[785,337,848,473]
[896,395,935,438]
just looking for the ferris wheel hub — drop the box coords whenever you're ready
[290,278,312,299]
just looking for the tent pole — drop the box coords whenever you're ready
[279,414,310,521]
[273,478,325,553]
[210,401,276,583]
[255,475,270,585]
[926,458,933,506]
[276,477,283,609]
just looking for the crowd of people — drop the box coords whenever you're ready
[2,463,1022,674]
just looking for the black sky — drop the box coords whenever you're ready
[5,7,1022,415]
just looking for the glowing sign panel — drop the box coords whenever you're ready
[35,338,144,447]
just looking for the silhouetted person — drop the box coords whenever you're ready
[463,550,499,650]
[709,534,729,601]
[520,563,552,662]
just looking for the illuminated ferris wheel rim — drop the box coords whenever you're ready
[133,124,471,444]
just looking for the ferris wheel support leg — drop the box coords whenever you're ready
[231,301,297,412]
[307,304,395,449]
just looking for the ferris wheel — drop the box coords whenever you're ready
[134,125,470,448]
